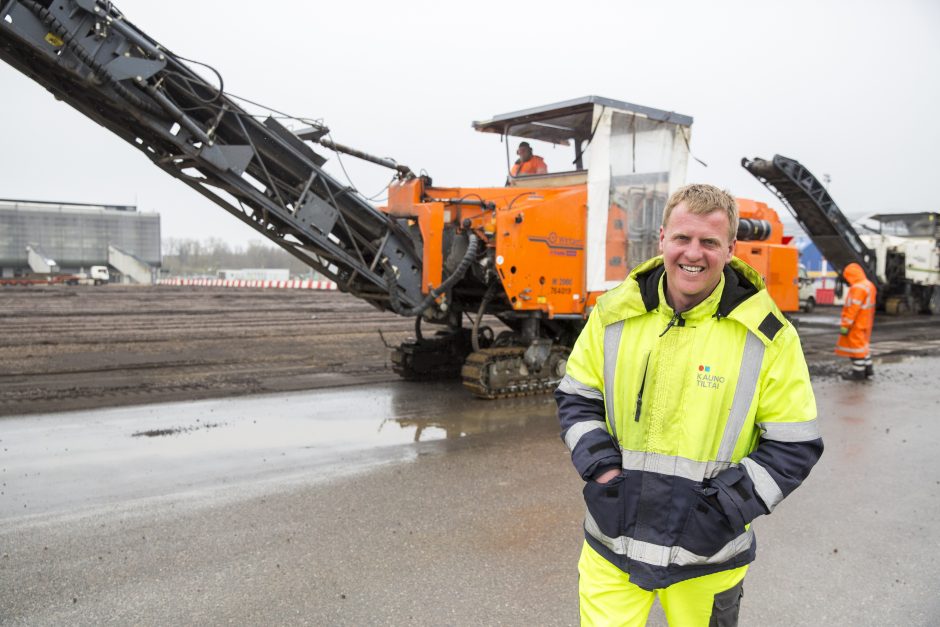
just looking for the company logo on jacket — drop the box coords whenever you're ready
[696,364,726,389]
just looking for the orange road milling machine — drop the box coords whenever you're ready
[0,0,798,397]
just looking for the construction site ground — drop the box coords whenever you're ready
[0,285,416,416]
[2,285,940,624]
[2,285,940,417]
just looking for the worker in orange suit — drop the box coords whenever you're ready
[835,262,876,380]
[510,141,548,177]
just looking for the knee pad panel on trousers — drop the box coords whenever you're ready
[709,580,744,627]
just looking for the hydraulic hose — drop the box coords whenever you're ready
[471,281,498,352]
[387,232,480,317]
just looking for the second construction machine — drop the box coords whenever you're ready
[0,0,703,398]
[744,155,940,315]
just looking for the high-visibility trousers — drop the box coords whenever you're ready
[578,541,748,626]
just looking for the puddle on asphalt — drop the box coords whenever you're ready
[795,314,840,326]
[810,353,920,381]
[0,382,559,518]
[114,381,556,452]
[4,358,938,520]
[132,422,226,437]
[877,354,906,364]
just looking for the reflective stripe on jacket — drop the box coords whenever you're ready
[835,262,876,358]
[555,256,823,591]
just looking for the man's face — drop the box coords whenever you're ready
[517,144,532,161]
[659,202,735,311]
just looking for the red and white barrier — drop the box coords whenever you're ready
[157,278,338,290]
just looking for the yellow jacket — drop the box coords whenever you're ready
[556,256,823,590]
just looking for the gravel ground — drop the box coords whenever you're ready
[0,285,413,416]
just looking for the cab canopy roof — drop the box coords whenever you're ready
[867,212,940,237]
[471,95,693,146]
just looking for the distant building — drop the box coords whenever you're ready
[0,198,160,279]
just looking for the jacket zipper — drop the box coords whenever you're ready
[659,309,684,337]
[633,352,651,422]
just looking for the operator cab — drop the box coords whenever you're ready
[473,98,596,188]
[473,96,694,290]
[473,95,693,188]
[864,212,940,238]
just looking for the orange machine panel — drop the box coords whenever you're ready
[494,188,587,317]
[735,198,799,312]
[735,240,799,312]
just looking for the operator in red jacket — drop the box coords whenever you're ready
[835,262,876,380]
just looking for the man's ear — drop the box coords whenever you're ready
[658,226,665,253]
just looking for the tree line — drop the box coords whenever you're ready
[162,238,320,277]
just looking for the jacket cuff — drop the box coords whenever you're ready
[712,465,768,528]
[582,456,623,482]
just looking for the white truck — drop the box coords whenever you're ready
[77,265,110,285]
[798,265,816,313]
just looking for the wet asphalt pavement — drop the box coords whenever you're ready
[1,357,939,625]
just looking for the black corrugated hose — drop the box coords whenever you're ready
[386,232,480,318]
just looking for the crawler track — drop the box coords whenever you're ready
[461,346,569,399]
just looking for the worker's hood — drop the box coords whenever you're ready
[595,256,765,323]
[843,263,867,284]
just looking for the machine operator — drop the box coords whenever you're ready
[510,141,548,177]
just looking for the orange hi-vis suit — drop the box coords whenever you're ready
[835,263,876,359]
[510,155,547,177]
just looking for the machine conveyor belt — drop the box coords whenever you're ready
[742,154,878,283]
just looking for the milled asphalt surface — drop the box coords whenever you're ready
[1,357,939,625]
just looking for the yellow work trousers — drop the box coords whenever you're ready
[578,541,748,626]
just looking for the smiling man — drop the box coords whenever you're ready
[660,196,734,312]
[555,184,823,626]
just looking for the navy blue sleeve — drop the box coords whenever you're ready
[711,437,824,528]
[555,385,622,481]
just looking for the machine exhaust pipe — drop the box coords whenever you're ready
[737,218,772,241]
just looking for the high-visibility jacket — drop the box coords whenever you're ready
[555,256,823,591]
[835,263,876,359]
[510,155,547,177]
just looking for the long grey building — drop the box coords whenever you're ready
[0,199,160,277]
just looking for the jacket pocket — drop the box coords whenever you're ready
[678,491,742,558]
[583,473,626,539]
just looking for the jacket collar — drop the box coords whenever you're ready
[595,256,769,331]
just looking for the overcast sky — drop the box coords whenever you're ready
[1,0,937,247]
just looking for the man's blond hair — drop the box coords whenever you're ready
[662,184,739,242]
